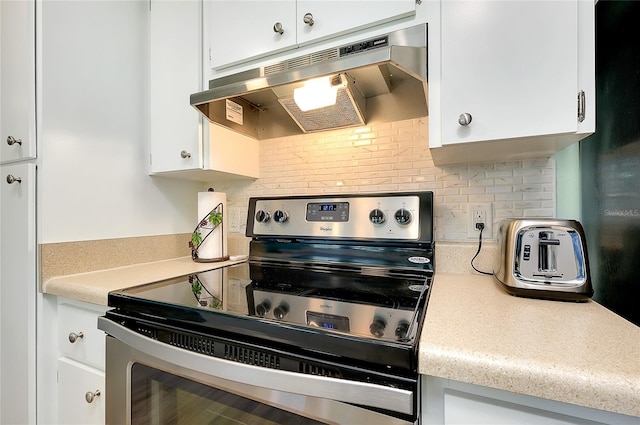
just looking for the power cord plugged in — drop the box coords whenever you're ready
[470,221,493,276]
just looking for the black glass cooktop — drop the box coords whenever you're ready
[107,261,432,371]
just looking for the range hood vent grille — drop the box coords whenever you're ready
[278,75,366,133]
[264,47,340,76]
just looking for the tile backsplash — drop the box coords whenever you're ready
[213,117,555,242]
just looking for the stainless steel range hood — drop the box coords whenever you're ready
[190,24,428,140]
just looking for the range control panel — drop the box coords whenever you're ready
[246,192,433,242]
[250,289,419,343]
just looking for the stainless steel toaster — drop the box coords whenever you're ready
[494,219,593,301]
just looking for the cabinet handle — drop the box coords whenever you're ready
[180,150,191,159]
[458,113,473,126]
[68,332,84,343]
[577,90,586,123]
[6,174,22,184]
[85,390,101,404]
[273,22,284,35]
[303,13,314,26]
[7,136,22,146]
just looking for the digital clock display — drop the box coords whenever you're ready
[306,202,349,222]
[307,312,350,332]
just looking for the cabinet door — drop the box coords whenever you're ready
[0,0,37,163]
[440,0,578,145]
[58,301,108,371]
[58,358,105,425]
[296,0,416,46]
[208,0,296,69]
[0,162,37,424]
[149,0,202,173]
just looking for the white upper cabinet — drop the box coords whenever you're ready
[441,1,577,144]
[208,0,417,69]
[0,0,37,163]
[430,0,595,165]
[296,1,417,46]
[149,0,202,173]
[209,1,297,70]
[149,0,259,179]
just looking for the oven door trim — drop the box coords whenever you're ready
[99,317,415,418]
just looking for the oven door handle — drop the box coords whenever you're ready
[98,317,415,415]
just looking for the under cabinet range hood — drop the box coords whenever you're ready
[190,24,428,140]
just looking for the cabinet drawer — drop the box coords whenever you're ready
[58,358,105,425]
[58,301,107,370]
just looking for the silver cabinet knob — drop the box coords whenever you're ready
[68,332,84,343]
[6,174,22,184]
[85,390,101,404]
[180,150,191,159]
[7,136,22,146]
[303,13,314,26]
[458,113,473,126]
[273,22,284,34]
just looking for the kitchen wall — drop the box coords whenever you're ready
[213,117,556,242]
[34,0,555,252]
[38,0,202,244]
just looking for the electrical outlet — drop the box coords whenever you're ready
[473,210,486,229]
[467,203,493,239]
[228,207,245,233]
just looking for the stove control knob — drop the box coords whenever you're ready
[395,321,410,340]
[255,301,271,317]
[369,208,386,225]
[255,210,270,223]
[273,304,289,320]
[369,319,386,338]
[273,210,289,223]
[394,208,412,226]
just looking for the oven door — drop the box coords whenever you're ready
[100,319,417,425]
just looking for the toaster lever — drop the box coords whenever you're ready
[539,239,560,246]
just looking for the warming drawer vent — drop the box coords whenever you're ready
[300,362,342,378]
[170,332,215,356]
[224,344,281,369]
[136,325,158,340]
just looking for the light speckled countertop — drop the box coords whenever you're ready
[42,256,246,305]
[42,259,639,418]
[420,273,640,418]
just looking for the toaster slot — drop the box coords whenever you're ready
[538,231,560,273]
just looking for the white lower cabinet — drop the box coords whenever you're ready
[57,358,105,425]
[422,376,638,425]
[56,299,108,425]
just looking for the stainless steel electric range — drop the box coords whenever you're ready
[98,192,434,425]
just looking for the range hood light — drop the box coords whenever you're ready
[293,76,338,112]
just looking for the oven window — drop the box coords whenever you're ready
[131,363,326,425]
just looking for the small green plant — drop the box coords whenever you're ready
[189,275,202,298]
[209,297,222,310]
[189,275,222,308]
[189,209,223,251]
[208,211,223,227]
[190,231,203,248]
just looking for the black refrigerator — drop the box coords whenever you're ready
[580,0,640,327]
